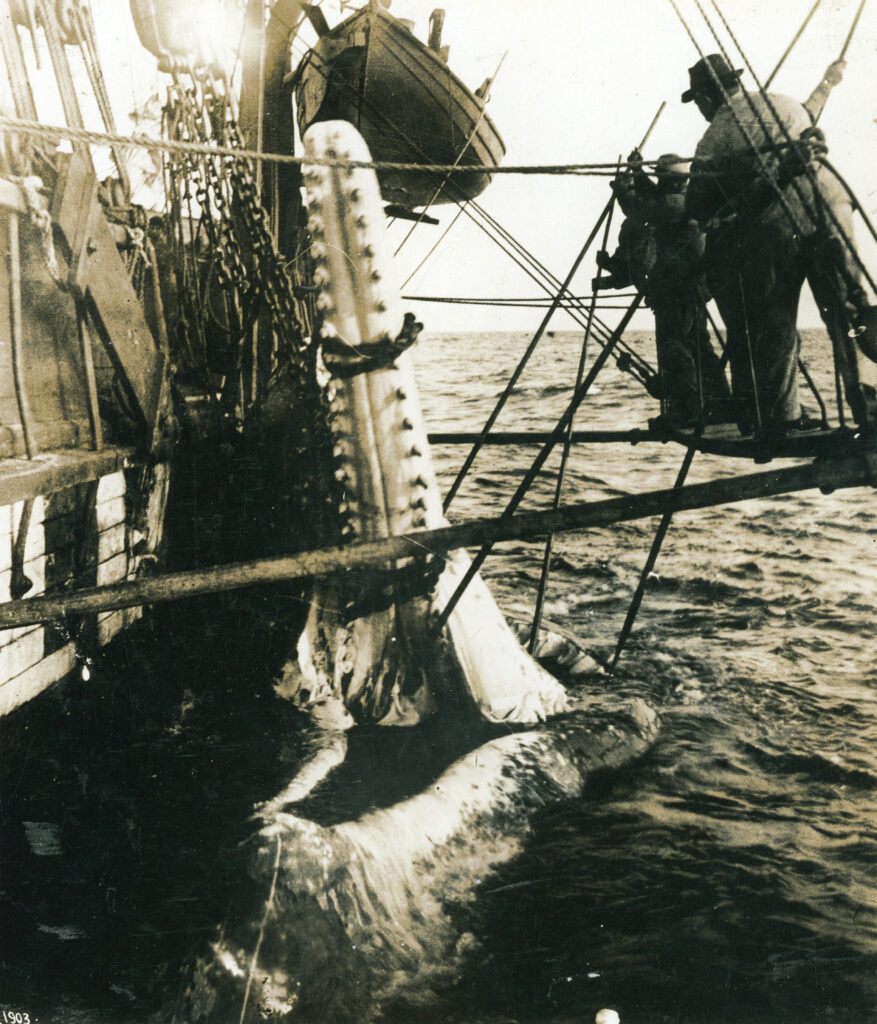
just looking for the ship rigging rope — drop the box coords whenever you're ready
[0,113,823,180]
[401,293,640,305]
[281,36,655,380]
[0,110,812,183]
[764,0,822,88]
[285,36,655,374]
[0,114,661,175]
[680,0,877,299]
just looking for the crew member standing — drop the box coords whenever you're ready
[595,158,656,292]
[638,152,730,426]
[683,53,876,434]
[598,151,730,426]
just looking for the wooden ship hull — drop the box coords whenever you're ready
[293,0,506,209]
[0,0,516,724]
[0,146,172,716]
[3,0,872,724]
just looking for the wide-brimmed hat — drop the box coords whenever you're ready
[655,153,691,177]
[682,53,743,102]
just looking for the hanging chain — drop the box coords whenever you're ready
[158,63,344,541]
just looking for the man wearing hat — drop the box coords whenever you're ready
[598,150,730,426]
[682,53,876,435]
[594,162,656,293]
[642,151,730,425]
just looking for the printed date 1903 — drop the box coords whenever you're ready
[2,1011,32,1023]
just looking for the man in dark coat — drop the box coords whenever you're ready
[683,53,876,434]
[638,152,730,425]
[599,152,730,425]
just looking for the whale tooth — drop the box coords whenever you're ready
[341,523,357,540]
[320,321,337,338]
[355,215,368,229]
[317,293,335,313]
[401,418,413,431]
[313,266,331,286]
[411,496,427,511]
[334,467,349,482]
[375,300,387,313]
[346,188,360,202]
[311,242,328,261]
[412,475,428,489]
[362,245,375,258]
[370,270,382,282]
[408,445,422,458]
[396,387,407,401]
[307,215,324,235]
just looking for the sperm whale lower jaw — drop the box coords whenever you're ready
[276,121,569,727]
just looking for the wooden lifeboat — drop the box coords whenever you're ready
[291,0,506,211]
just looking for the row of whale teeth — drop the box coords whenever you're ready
[327,393,432,538]
[302,142,391,338]
[302,124,435,544]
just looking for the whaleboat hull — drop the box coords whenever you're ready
[293,1,505,209]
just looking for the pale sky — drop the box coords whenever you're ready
[380,0,877,331]
[25,0,877,333]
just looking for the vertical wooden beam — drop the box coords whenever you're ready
[7,214,37,459]
[76,302,103,451]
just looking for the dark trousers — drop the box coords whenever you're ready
[652,287,730,424]
[706,169,875,431]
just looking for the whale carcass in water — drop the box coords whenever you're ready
[181,697,659,1023]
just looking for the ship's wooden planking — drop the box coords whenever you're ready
[0,157,171,716]
[0,465,168,716]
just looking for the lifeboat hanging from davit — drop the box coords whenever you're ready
[290,0,506,212]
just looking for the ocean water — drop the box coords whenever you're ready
[415,328,877,1024]
[1,328,876,1024]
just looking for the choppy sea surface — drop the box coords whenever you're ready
[2,328,876,1024]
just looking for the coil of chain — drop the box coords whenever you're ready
[161,66,347,545]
